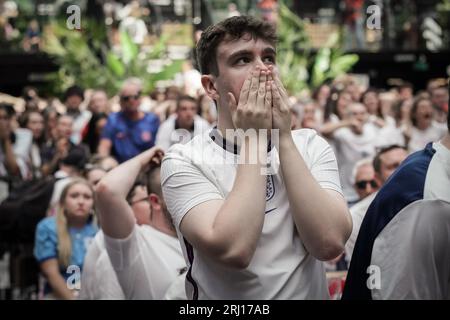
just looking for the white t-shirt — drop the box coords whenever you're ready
[79,231,125,300]
[333,123,378,202]
[155,114,210,152]
[161,128,343,300]
[104,224,186,300]
[373,117,406,148]
[408,122,447,153]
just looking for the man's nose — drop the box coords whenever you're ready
[255,59,270,71]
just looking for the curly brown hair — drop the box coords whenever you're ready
[196,16,277,76]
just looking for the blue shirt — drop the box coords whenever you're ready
[102,112,160,162]
[34,216,98,293]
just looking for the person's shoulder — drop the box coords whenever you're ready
[83,219,98,235]
[106,112,122,124]
[291,128,331,151]
[194,115,211,127]
[36,216,57,233]
[159,115,176,130]
[166,130,211,157]
[143,112,160,123]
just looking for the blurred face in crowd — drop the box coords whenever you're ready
[317,85,330,105]
[206,33,277,114]
[301,102,317,129]
[362,91,379,115]
[90,91,109,114]
[354,164,379,199]
[86,168,106,186]
[65,95,83,112]
[431,87,448,109]
[349,103,368,134]
[399,86,413,101]
[56,115,73,139]
[345,84,361,102]
[337,92,352,118]
[177,98,198,129]
[414,99,434,130]
[63,182,94,221]
[26,111,44,140]
[120,83,142,114]
[376,148,408,185]
[129,185,151,226]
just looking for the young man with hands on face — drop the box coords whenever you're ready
[160,16,352,300]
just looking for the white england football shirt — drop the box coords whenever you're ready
[161,128,343,300]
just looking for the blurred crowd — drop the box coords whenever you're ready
[0,70,448,299]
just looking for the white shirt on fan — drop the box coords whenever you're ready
[103,224,187,300]
[161,128,343,300]
[79,231,125,300]
[408,122,447,153]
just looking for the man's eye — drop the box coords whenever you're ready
[236,57,251,65]
[264,56,276,64]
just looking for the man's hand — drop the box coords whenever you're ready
[228,67,272,132]
[138,146,164,172]
[270,71,292,137]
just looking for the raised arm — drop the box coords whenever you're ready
[95,147,163,239]
[320,118,353,138]
[271,72,352,261]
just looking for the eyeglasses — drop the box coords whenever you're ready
[120,92,141,102]
[129,197,148,205]
[355,180,378,190]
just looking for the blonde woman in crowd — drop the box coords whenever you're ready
[34,178,97,299]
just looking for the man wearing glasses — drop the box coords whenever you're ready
[98,78,160,163]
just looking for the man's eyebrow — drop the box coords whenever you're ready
[227,49,252,62]
[227,47,277,62]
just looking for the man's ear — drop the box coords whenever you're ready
[149,194,161,210]
[201,75,219,101]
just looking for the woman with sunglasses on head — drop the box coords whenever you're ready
[34,178,98,299]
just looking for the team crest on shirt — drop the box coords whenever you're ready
[266,175,275,201]
[141,131,152,142]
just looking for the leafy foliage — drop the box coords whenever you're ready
[277,2,359,95]
[42,19,183,96]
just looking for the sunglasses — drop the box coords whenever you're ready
[120,92,141,102]
[356,180,378,190]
